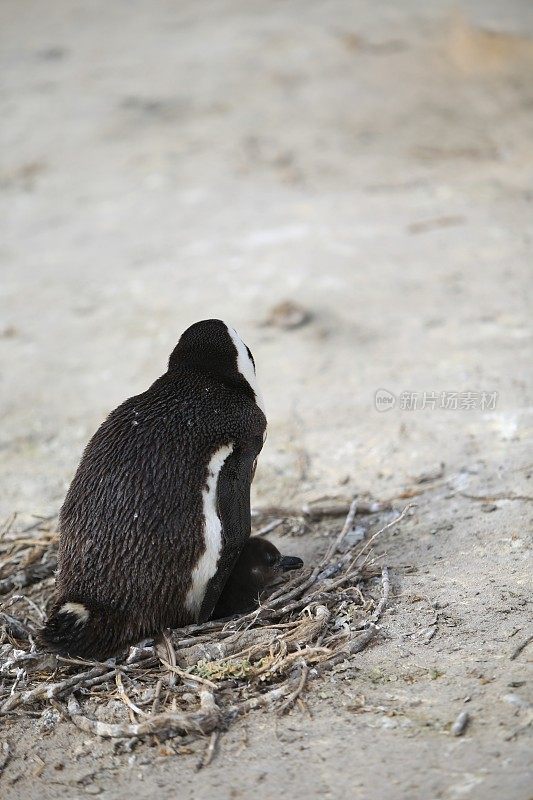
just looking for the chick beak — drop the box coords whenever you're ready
[279,555,304,572]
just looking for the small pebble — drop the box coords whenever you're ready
[263,300,312,330]
[451,710,470,736]
[503,693,531,710]
[341,525,366,548]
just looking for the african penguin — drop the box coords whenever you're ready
[39,319,266,660]
[212,537,303,619]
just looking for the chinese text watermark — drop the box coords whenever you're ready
[374,389,498,412]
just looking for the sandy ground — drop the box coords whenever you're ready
[1,1,532,798]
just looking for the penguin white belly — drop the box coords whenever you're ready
[185,442,234,618]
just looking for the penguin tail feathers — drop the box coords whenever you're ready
[38,601,123,661]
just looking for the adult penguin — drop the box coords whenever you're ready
[40,319,266,660]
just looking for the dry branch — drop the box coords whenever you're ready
[252,500,390,523]
[64,690,220,739]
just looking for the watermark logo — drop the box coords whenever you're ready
[374,390,498,412]
[375,388,396,412]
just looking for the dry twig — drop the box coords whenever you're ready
[509,633,533,661]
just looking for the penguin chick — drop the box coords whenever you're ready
[39,319,266,660]
[212,537,303,619]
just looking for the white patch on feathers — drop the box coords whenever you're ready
[59,602,89,624]
[185,443,234,618]
[226,325,266,415]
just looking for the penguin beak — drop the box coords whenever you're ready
[279,555,304,572]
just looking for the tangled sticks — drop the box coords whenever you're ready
[0,502,414,752]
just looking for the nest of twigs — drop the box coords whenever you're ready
[0,501,411,763]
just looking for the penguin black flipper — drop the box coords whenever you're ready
[197,435,262,623]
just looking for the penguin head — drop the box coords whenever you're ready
[169,319,264,412]
[236,537,304,592]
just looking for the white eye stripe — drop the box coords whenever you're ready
[226,325,265,414]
